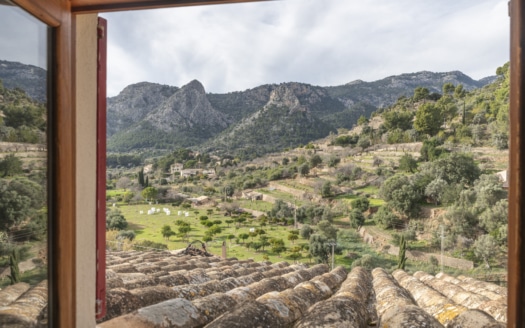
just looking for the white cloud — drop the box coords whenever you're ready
[101,0,509,96]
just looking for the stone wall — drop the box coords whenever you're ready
[358,227,474,270]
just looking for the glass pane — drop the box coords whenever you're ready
[0,2,49,327]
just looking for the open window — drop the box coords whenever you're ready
[0,1,52,326]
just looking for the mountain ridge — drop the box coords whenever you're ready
[106,69,496,157]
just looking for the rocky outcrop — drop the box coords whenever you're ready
[0,60,47,102]
[106,81,179,136]
[144,80,230,134]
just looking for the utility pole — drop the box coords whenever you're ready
[440,225,445,273]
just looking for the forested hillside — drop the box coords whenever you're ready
[104,63,509,275]
[0,79,46,144]
[106,70,497,158]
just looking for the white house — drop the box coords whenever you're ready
[170,163,184,174]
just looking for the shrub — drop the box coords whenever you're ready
[133,240,168,251]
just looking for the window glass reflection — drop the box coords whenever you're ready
[0,2,49,327]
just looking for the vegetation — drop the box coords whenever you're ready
[98,62,511,277]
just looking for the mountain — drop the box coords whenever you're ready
[0,60,47,103]
[106,69,497,155]
[202,84,337,158]
[326,70,493,108]
[106,82,179,137]
[107,80,231,151]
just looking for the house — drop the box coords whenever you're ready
[180,169,202,178]
[170,163,184,174]
[202,168,216,177]
[143,164,153,174]
[242,190,263,201]
[5,1,525,327]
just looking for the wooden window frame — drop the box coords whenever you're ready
[8,0,525,326]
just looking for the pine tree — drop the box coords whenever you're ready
[138,168,145,187]
[397,235,407,270]
[8,248,21,284]
[145,176,149,188]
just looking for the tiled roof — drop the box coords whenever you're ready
[0,249,507,327]
[97,250,507,328]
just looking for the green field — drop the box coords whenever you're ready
[114,204,313,264]
[236,199,274,212]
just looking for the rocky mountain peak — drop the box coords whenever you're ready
[182,79,206,94]
[267,85,303,112]
[0,60,47,102]
[144,79,230,133]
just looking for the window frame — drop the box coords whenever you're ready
[9,0,524,326]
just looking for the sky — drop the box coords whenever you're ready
[0,1,509,97]
[0,5,48,69]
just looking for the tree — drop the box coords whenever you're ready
[0,154,23,177]
[299,163,310,176]
[239,233,249,244]
[106,209,128,230]
[397,235,407,270]
[300,224,313,239]
[349,209,365,229]
[259,235,271,251]
[208,225,222,236]
[389,185,421,218]
[309,154,322,168]
[223,185,235,198]
[271,238,286,257]
[268,200,293,220]
[161,225,175,240]
[444,205,478,239]
[473,174,507,210]
[351,197,370,212]
[320,181,332,198]
[383,111,414,131]
[227,234,235,247]
[374,206,401,229]
[398,153,417,173]
[357,115,368,126]
[309,234,330,264]
[0,179,35,231]
[422,153,481,186]
[141,187,158,202]
[327,156,340,168]
[414,103,442,136]
[357,136,371,149]
[437,95,458,124]
[442,82,455,96]
[413,86,430,102]
[178,225,191,242]
[479,199,508,234]
[317,220,338,240]
[424,178,448,205]
[117,230,136,241]
[8,248,21,284]
[380,175,410,201]
[138,168,145,187]
[419,137,444,162]
[473,234,498,269]
[287,231,299,244]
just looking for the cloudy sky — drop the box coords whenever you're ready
[0,5,48,69]
[100,0,508,97]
